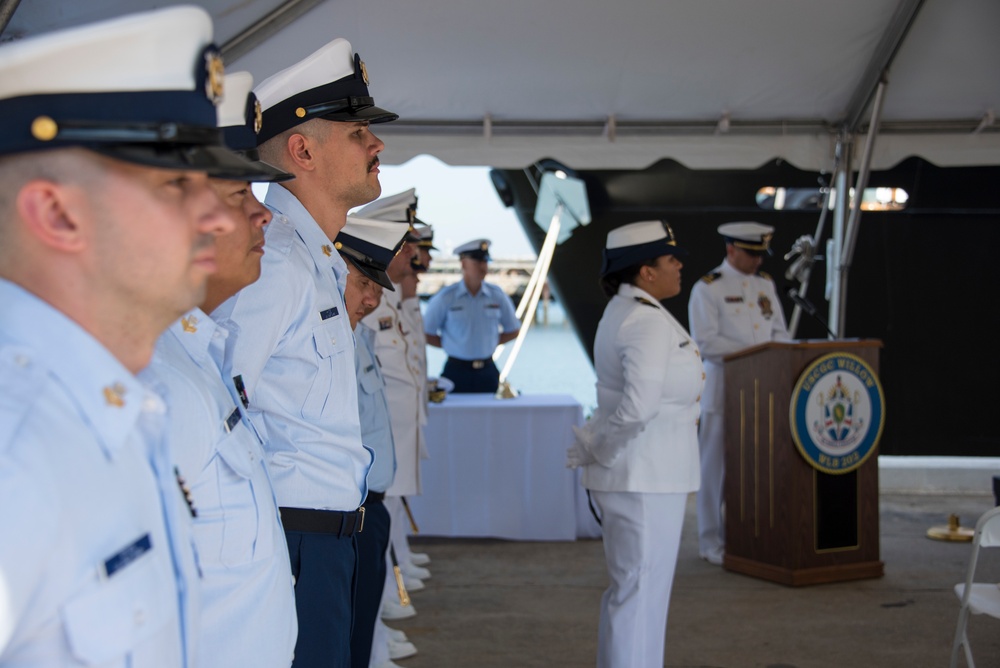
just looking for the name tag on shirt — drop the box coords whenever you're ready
[320,307,340,320]
[378,317,393,331]
[679,340,690,348]
[448,305,464,311]
[102,533,152,579]
[725,296,744,303]
[364,363,375,373]
[233,374,249,409]
[486,303,500,309]
[224,407,242,433]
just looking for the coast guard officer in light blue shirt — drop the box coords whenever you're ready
[212,38,398,668]
[151,72,297,668]
[334,215,409,668]
[0,7,267,666]
[424,239,520,392]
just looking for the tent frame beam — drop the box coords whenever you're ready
[220,0,325,63]
[842,0,925,133]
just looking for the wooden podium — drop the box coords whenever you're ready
[722,339,884,586]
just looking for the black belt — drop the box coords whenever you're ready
[279,507,364,536]
[365,491,386,504]
[448,356,492,370]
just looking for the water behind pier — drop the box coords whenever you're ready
[424,299,598,414]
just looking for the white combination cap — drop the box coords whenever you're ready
[0,6,261,178]
[337,216,410,290]
[356,188,417,223]
[718,221,775,253]
[217,71,291,182]
[414,223,436,249]
[602,221,685,276]
[455,238,491,261]
[254,37,397,144]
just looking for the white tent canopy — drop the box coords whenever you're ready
[5,0,999,170]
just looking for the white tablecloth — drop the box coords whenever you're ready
[405,393,602,541]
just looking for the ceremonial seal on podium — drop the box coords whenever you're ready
[790,352,885,474]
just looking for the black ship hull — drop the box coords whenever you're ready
[495,157,1000,457]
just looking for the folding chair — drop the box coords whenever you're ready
[950,505,1000,668]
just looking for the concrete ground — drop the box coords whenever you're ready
[386,493,1000,668]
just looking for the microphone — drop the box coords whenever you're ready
[785,286,818,316]
[785,286,836,337]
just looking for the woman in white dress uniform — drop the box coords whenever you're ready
[568,221,704,668]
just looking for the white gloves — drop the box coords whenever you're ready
[566,424,598,468]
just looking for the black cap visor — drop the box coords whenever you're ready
[343,254,395,291]
[601,241,688,277]
[91,142,285,181]
[321,103,398,125]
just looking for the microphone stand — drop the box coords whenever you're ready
[785,287,836,338]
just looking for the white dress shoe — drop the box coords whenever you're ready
[403,576,424,592]
[387,637,418,660]
[699,549,724,566]
[409,552,431,566]
[373,661,404,668]
[401,564,431,580]
[381,598,417,620]
[384,627,408,643]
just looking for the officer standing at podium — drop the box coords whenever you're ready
[688,222,790,566]
[423,239,520,393]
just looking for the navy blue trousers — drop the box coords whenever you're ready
[443,357,500,393]
[350,497,390,668]
[286,530,358,668]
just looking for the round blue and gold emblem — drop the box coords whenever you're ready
[790,352,885,474]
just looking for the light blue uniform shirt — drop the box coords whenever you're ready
[0,279,200,667]
[152,309,297,668]
[423,280,520,360]
[213,184,372,511]
[355,324,396,493]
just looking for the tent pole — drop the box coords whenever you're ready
[0,0,22,37]
[787,169,834,337]
[828,136,851,339]
[838,78,888,337]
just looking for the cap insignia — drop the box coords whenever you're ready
[31,116,58,142]
[664,222,677,246]
[103,382,127,408]
[480,242,489,251]
[360,60,370,86]
[295,107,307,118]
[253,99,263,134]
[181,315,199,333]
[322,244,333,256]
[204,50,225,105]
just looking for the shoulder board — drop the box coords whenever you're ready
[0,346,48,452]
[701,271,722,284]
[264,214,297,255]
[633,296,658,308]
[758,271,772,280]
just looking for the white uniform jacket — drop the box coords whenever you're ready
[400,295,430,460]
[581,284,704,494]
[361,283,426,497]
[687,260,790,414]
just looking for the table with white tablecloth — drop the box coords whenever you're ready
[405,393,602,541]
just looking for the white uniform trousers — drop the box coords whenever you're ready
[368,606,390,667]
[385,496,415,572]
[695,408,725,559]
[591,490,687,668]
